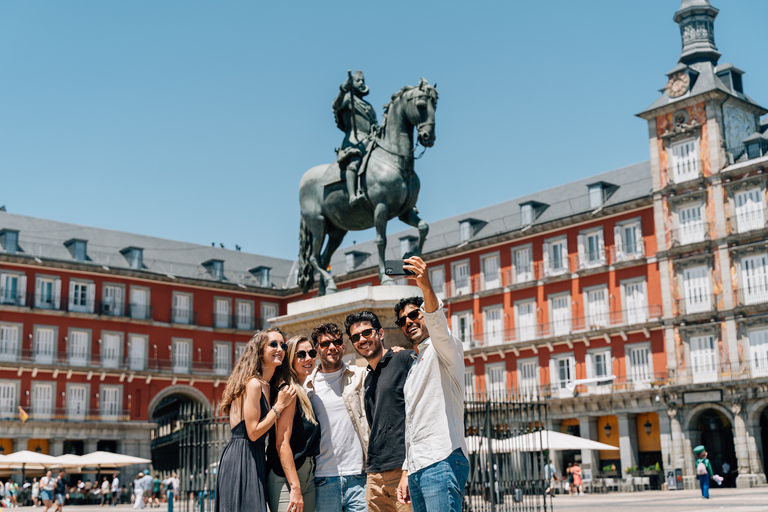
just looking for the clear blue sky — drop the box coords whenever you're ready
[1,1,766,260]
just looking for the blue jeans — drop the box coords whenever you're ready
[167,491,173,512]
[314,473,367,512]
[408,449,469,512]
[698,474,710,498]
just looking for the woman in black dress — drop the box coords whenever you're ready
[266,335,321,512]
[216,328,297,512]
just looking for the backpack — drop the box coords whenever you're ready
[696,461,707,475]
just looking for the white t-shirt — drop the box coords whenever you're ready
[111,478,120,493]
[41,477,55,492]
[310,367,364,477]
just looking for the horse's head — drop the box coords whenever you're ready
[404,78,438,147]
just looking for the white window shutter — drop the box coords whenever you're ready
[87,283,96,313]
[549,359,557,387]
[577,235,586,269]
[18,275,26,305]
[54,279,61,309]
[614,225,623,262]
[68,280,75,310]
[35,278,42,307]
[0,273,6,296]
[543,242,551,274]
[598,230,606,264]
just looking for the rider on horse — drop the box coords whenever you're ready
[332,70,378,207]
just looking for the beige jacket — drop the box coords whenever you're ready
[305,362,370,465]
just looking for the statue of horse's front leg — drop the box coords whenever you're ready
[373,203,394,285]
[398,207,429,258]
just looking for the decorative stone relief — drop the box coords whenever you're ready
[723,103,756,151]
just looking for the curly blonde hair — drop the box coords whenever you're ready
[272,335,317,424]
[220,328,285,416]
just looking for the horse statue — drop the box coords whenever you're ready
[298,79,438,295]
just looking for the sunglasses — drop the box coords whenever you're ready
[268,340,288,351]
[395,309,422,328]
[296,349,317,359]
[318,338,345,349]
[349,328,376,343]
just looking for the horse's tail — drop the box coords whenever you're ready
[297,218,314,293]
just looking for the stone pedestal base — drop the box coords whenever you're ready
[271,285,423,366]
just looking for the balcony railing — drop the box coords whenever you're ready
[672,221,710,246]
[463,305,662,350]
[170,308,198,325]
[734,287,768,307]
[675,295,716,316]
[610,239,646,264]
[669,160,702,185]
[445,279,474,298]
[572,250,607,271]
[726,140,768,166]
[20,407,131,423]
[728,208,768,235]
[0,293,157,321]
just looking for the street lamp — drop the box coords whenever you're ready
[604,422,612,438]
[644,415,653,436]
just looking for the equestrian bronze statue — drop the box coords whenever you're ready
[298,75,438,295]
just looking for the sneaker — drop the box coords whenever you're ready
[579,492,585,496]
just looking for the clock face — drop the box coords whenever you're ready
[667,71,690,99]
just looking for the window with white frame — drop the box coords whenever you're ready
[34,327,56,365]
[587,348,612,380]
[464,367,476,400]
[129,286,150,320]
[102,284,124,316]
[31,382,54,420]
[520,204,533,226]
[550,294,571,336]
[0,324,20,363]
[101,332,121,369]
[614,220,644,261]
[550,354,575,391]
[0,272,25,306]
[69,280,94,313]
[623,279,648,324]
[35,276,60,309]
[172,292,193,324]
[460,221,472,243]
[516,299,537,342]
[683,265,712,313]
[236,300,254,330]
[67,384,87,420]
[627,343,652,384]
[261,302,279,329]
[518,359,539,399]
[748,328,768,378]
[513,246,533,283]
[429,266,445,299]
[671,139,700,183]
[678,203,706,244]
[1,231,19,254]
[128,335,147,371]
[741,253,768,305]
[543,237,568,277]
[451,311,473,350]
[485,362,507,400]
[589,184,604,209]
[0,382,17,418]
[214,342,232,376]
[452,261,471,296]
[585,286,609,329]
[690,335,718,383]
[68,330,89,367]
[734,188,765,233]
[578,228,605,268]
[481,253,501,290]
[483,305,504,346]
[172,339,192,374]
[100,385,121,421]
[214,298,231,328]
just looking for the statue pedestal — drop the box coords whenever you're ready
[271,285,423,366]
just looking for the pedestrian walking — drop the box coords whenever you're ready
[133,473,145,509]
[694,445,714,499]
[110,474,120,506]
[162,474,179,512]
[54,470,67,512]
[100,477,111,506]
[40,471,55,512]
[543,460,557,497]
[572,462,583,495]
[32,477,40,508]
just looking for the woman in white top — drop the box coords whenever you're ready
[31,478,40,508]
[39,471,55,512]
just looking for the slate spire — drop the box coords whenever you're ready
[674,0,721,65]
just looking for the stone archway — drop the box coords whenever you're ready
[148,385,212,419]
[685,404,737,487]
[746,398,768,483]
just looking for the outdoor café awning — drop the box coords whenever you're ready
[465,431,619,454]
[0,450,62,470]
[77,451,151,468]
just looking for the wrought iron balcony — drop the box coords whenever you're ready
[726,139,768,165]
[671,221,710,246]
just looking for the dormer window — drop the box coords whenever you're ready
[344,252,368,273]
[520,205,533,226]
[716,64,744,94]
[589,184,603,208]
[64,239,88,262]
[460,221,472,242]
[400,236,417,257]
[0,230,19,254]
[249,266,271,287]
[120,247,144,270]
[203,259,225,281]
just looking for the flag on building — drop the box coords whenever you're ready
[18,406,29,423]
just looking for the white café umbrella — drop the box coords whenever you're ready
[54,453,87,470]
[77,451,151,469]
[510,430,619,451]
[0,450,62,470]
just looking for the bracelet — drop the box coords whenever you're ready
[272,406,281,419]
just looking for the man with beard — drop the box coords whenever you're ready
[395,256,468,512]
[306,322,369,512]
[345,310,414,512]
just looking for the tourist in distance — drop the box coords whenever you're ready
[305,323,369,512]
[132,473,145,509]
[39,471,55,512]
[161,473,179,512]
[216,328,297,512]
[110,474,120,506]
[395,256,468,512]
[99,476,111,506]
[31,477,40,508]
[53,470,67,512]
[694,445,714,499]
[139,471,153,507]
[266,335,321,512]
[346,310,413,512]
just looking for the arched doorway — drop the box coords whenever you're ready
[149,387,211,473]
[760,409,768,483]
[697,409,737,487]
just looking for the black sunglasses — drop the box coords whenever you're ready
[268,340,288,351]
[395,309,422,328]
[296,349,317,359]
[318,338,344,349]
[349,328,376,343]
